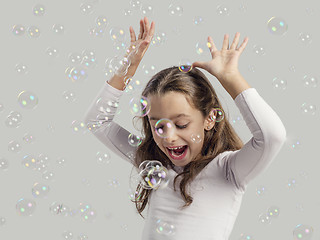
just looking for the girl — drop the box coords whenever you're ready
[84,17,286,240]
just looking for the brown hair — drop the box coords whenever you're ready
[131,66,244,219]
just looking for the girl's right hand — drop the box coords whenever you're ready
[125,17,155,76]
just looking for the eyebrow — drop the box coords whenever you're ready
[149,113,191,121]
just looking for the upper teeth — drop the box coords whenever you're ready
[167,146,185,150]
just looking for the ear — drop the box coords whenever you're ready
[204,109,217,129]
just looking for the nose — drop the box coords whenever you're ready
[163,130,179,143]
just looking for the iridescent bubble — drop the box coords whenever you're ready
[272,77,287,90]
[299,32,312,44]
[95,15,108,27]
[139,160,163,171]
[46,47,59,57]
[258,212,271,224]
[193,16,204,25]
[42,170,55,181]
[142,64,156,76]
[168,4,183,16]
[139,165,169,190]
[286,137,301,150]
[69,67,88,83]
[80,3,94,14]
[89,26,105,37]
[33,4,45,16]
[190,134,201,143]
[62,90,76,103]
[302,75,318,88]
[255,185,267,196]
[266,205,280,218]
[0,157,9,170]
[23,133,35,144]
[12,24,25,36]
[124,76,144,94]
[124,8,133,16]
[17,90,39,109]
[287,178,297,189]
[52,24,65,34]
[78,233,88,240]
[16,198,36,216]
[196,41,210,56]
[22,154,37,170]
[71,120,86,133]
[109,27,126,43]
[211,108,224,122]
[253,45,266,56]
[154,119,176,139]
[27,26,41,38]
[68,52,82,64]
[106,55,130,76]
[78,203,92,214]
[178,59,192,73]
[151,31,167,46]
[267,17,288,36]
[113,40,128,51]
[155,219,176,235]
[50,202,70,216]
[129,95,151,117]
[96,151,111,164]
[293,224,314,240]
[15,63,28,74]
[107,178,120,188]
[8,140,22,153]
[140,4,154,16]
[301,103,316,115]
[62,230,73,240]
[32,182,50,198]
[81,208,97,222]
[248,65,255,73]
[81,50,97,68]
[216,4,230,16]
[128,133,142,147]
[129,0,142,10]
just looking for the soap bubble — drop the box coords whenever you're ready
[154,119,176,139]
[16,198,36,216]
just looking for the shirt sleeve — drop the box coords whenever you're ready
[83,81,138,165]
[218,88,287,192]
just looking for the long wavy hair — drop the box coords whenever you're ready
[130,66,244,219]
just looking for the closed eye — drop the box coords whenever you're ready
[153,124,188,131]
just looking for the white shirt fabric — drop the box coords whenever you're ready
[84,81,287,240]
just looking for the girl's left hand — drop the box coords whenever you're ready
[192,32,249,81]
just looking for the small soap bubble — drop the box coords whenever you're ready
[89,26,105,37]
[299,32,312,44]
[81,50,97,68]
[46,47,59,57]
[12,24,26,36]
[57,157,67,166]
[52,24,65,34]
[62,230,73,240]
[33,4,45,16]
[80,3,94,14]
[193,16,204,25]
[142,64,156,76]
[287,178,297,189]
[8,140,22,153]
[154,119,176,139]
[69,67,88,83]
[0,217,6,226]
[68,52,82,64]
[211,108,224,122]
[71,120,86,133]
[109,27,126,43]
[107,178,120,188]
[77,233,88,240]
[267,17,288,36]
[5,111,23,128]
[267,205,280,218]
[96,151,111,164]
[255,185,267,196]
[32,182,50,198]
[23,133,35,144]
[302,75,318,88]
[106,55,130,76]
[78,203,92,214]
[155,219,176,235]
[42,170,55,181]
[216,4,230,16]
[124,76,144,94]
[0,157,9,170]
[178,59,192,73]
[253,45,266,56]
[15,63,28,74]
[129,0,142,10]
[196,41,210,56]
[190,134,201,143]
[17,90,39,109]
[140,4,154,16]
[96,15,108,27]
[62,90,76,103]
[129,95,151,117]
[293,224,314,240]
[168,4,183,16]
[124,8,133,16]
[16,198,36,216]
[81,208,97,222]
[27,26,41,38]
[272,77,287,90]
[50,202,70,216]
[22,154,37,170]
[128,133,142,147]
[258,212,271,224]
[151,31,167,46]
[300,103,316,115]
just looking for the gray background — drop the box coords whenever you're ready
[1,0,319,239]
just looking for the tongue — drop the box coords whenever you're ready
[173,146,186,154]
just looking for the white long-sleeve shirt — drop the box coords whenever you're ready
[84,81,286,240]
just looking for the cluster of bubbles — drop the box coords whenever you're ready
[258,205,280,224]
[129,160,169,196]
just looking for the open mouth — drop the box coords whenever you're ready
[166,145,188,160]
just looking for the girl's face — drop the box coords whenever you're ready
[147,92,215,167]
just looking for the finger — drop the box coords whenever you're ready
[129,26,136,42]
[222,34,229,50]
[207,36,218,56]
[138,19,144,40]
[237,37,249,54]
[230,32,240,50]
[143,17,149,39]
[147,21,155,42]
